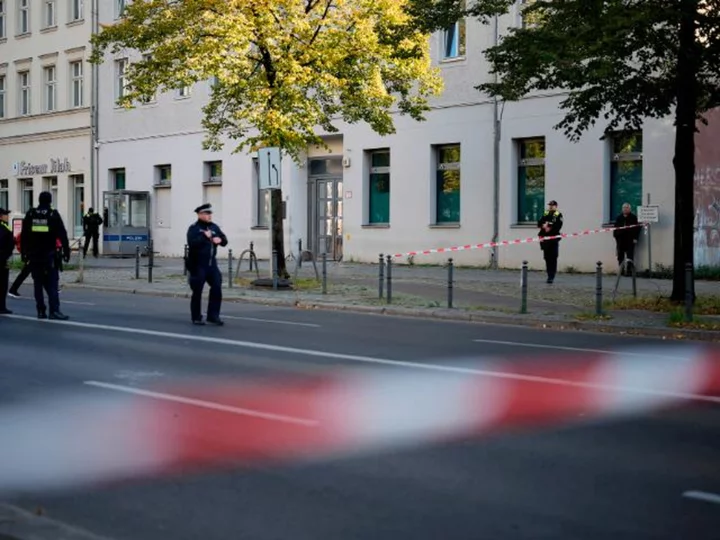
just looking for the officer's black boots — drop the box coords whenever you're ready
[37,310,47,320]
[50,311,69,320]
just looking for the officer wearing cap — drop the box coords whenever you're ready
[0,208,14,315]
[537,199,563,284]
[186,203,228,325]
[21,191,70,320]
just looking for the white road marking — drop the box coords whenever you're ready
[472,339,685,360]
[222,315,321,328]
[9,296,95,306]
[84,381,318,427]
[682,491,720,505]
[6,314,720,405]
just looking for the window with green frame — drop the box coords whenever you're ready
[517,138,546,223]
[436,145,461,223]
[609,131,642,221]
[368,150,390,224]
[112,168,126,190]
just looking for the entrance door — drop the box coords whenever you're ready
[309,177,343,261]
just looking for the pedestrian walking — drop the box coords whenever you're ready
[20,191,70,320]
[82,207,104,258]
[537,200,563,284]
[613,202,640,275]
[186,203,228,325]
[0,208,15,315]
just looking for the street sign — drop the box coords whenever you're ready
[637,205,659,223]
[258,147,282,190]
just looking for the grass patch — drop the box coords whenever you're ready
[609,295,720,315]
[668,308,720,331]
[575,312,613,321]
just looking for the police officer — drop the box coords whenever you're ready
[0,208,14,315]
[82,207,104,258]
[186,203,228,325]
[20,191,70,320]
[538,199,563,284]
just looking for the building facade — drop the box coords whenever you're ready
[95,3,683,272]
[0,0,96,239]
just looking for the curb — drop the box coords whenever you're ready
[0,505,111,540]
[61,283,720,342]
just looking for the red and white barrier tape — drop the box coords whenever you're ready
[0,345,717,494]
[392,223,647,259]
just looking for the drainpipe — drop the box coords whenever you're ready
[490,14,500,269]
[90,0,100,211]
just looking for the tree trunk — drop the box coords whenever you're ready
[271,188,289,278]
[670,0,698,302]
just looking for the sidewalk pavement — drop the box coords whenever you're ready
[9,255,720,341]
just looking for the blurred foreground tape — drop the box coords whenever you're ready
[1,346,719,495]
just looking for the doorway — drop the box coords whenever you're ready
[308,159,343,261]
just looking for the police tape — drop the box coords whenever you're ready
[0,345,718,495]
[392,223,648,259]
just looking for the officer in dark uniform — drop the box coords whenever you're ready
[82,207,104,258]
[0,208,15,315]
[20,191,70,320]
[186,203,228,325]
[537,200,563,284]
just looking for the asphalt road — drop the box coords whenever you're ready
[1,289,719,540]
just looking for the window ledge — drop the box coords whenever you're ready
[439,56,466,65]
[174,96,191,101]
[15,32,32,40]
[250,226,269,231]
[40,26,58,34]
[0,37,7,45]
[429,223,460,229]
[153,184,171,189]
[67,19,85,27]
[362,224,390,229]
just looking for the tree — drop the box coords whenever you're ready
[91,0,442,278]
[410,0,720,301]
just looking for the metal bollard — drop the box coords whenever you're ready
[249,241,255,271]
[135,245,140,280]
[183,244,188,276]
[386,255,393,304]
[684,262,693,322]
[595,261,603,315]
[148,239,154,283]
[228,249,233,288]
[378,253,385,299]
[322,252,327,295]
[272,249,278,290]
[631,260,637,298]
[298,239,303,269]
[520,260,528,314]
[447,258,454,309]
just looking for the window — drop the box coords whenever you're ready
[114,59,127,102]
[70,0,83,21]
[43,0,55,28]
[368,150,390,224]
[0,0,6,39]
[517,138,546,223]
[140,55,155,104]
[71,175,84,237]
[609,131,643,221]
[0,179,8,211]
[204,161,222,183]
[43,65,56,112]
[18,70,30,116]
[115,0,125,19]
[43,176,58,206]
[441,2,466,60]
[20,179,33,213]
[177,85,191,99]
[111,168,126,190]
[0,75,5,119]
[435,145,461,224]
[70,61,83,107]
[18,0,29,34]
[253,158,270,227]
[155,165,171,187]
